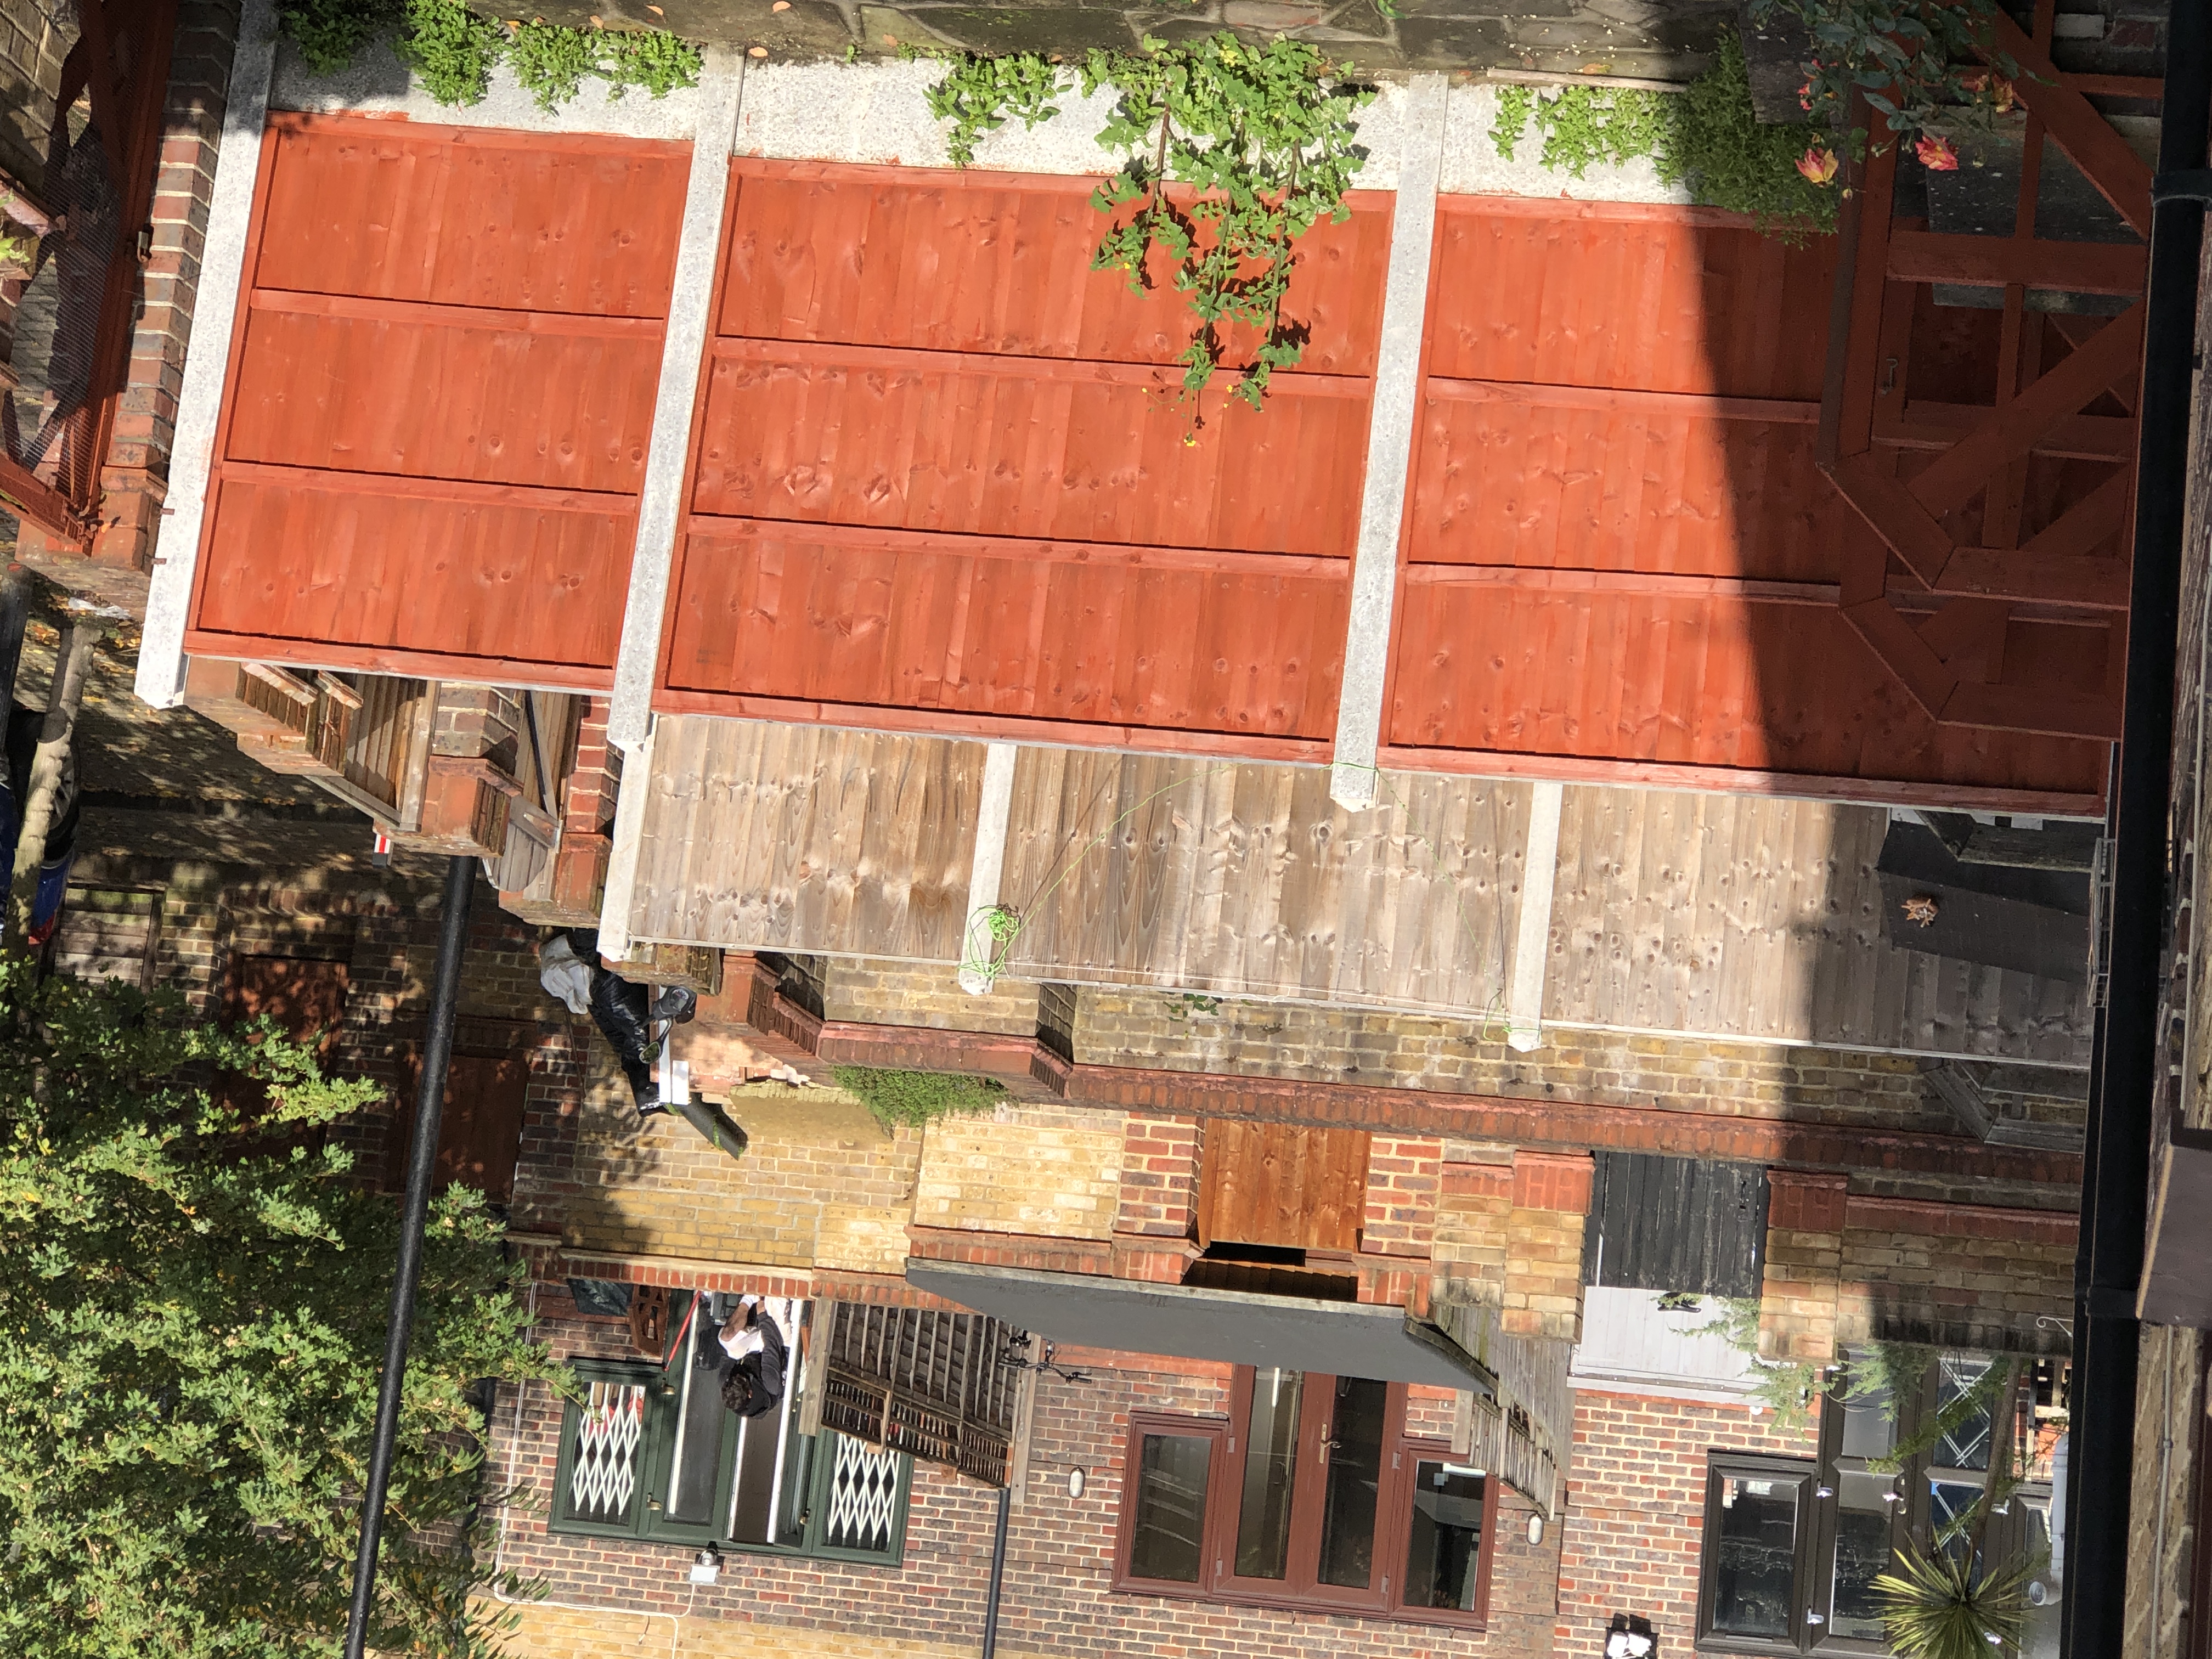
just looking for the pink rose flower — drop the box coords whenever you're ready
[1796,147,1840,185]
[1916,133,1960,171]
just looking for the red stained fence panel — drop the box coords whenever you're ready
[1386,199,2108,810]
[183,115,687,685]
[655,161,1383,754]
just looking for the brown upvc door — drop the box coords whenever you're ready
[1209,1367,1401,1613]
[1307,1373,1393,1611]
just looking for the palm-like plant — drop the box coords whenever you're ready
[1871,1541,2034,1658]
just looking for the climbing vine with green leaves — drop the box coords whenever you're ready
[1492,31,1841,240]
[1749,0,2016,152]
[1688,1297,1826,1427]
[278,0,703,111]
[927,36,1374,415]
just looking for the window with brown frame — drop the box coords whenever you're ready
[1113,1365,1498,1628]
[1695,1351,2068,1655]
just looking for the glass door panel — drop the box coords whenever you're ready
[1824,1470,1894,1641]
[1934,1356,1996,1470]
[1233,1367,1304,1580]
[1131,1432,1215,1583]
[772,1430,815,1550]
[561,1378,648,1530]
[1405,1461,1486,1612]
[1710,1472,1801,1641]
[1315,1375,1388,1591]
[662,1309,731,1531]
[1838,1389,1895,1459]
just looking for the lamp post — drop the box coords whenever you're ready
[341,853,475,1659]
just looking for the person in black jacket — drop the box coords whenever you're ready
[560,928,696,1122]
[716,1296,787,1419]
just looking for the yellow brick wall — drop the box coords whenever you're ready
[1430,1153,1587,1340]
[1835,1229,2077,1351]
[912,1105,1126,1238]
[1760,1225,1844,1362]
[492,1601,1001,1659]
[1503,1205,1587,1341]
[519,1062,920,1268]
[1431,1157,1511,1285]
[824,957,1043,1037]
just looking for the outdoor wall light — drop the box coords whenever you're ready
[1527,1514,1544,1546]
[1604,1621,1655,1657]
[1067,1467,1086,1500]
[688,1545,722,1586]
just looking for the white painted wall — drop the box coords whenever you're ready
[1571,1285,1760,1400]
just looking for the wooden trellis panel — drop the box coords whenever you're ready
[1816,5,2152,744]
[817,1302,1025,1487]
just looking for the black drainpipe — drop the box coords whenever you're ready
[980,1483,1012,1659]
[2061,0,2211,1650]
[342,854,476,1659]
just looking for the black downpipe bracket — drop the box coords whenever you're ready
[2061,2,2211,1652]
[980,1483,1011,1659]
[342,854,477,1659]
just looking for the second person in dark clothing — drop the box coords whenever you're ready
[717,1295,787,1418]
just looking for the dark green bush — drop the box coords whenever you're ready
[275,0,702,111]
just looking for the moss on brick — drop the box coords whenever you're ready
[830,1063,1006,1129]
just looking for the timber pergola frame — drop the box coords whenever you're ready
[0,0,179,550]
[1816,4,2158,744]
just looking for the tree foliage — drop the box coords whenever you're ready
[1750,0,2017,148]
[1684,1295,1825,1427]
[0,953,567,1657]
[275,0,702,111]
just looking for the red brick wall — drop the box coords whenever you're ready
[1113,1115,1198,1238]
[1362,1132,1443,1256]
[122,0,242,492]
[490,1297,1562,1659]
[1555,1389,1819,1654]
[15,0,243,599]
[61,873,588,1193]
[1512,1150,1594,1214]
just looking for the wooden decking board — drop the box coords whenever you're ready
[627,718,986,960]
[628,716,2089,1064]
[1538,786,2086,1062]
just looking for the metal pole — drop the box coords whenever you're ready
[979,1483,1011,1659]
[2060,2,2210,1649]
[343,854,476,1659]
